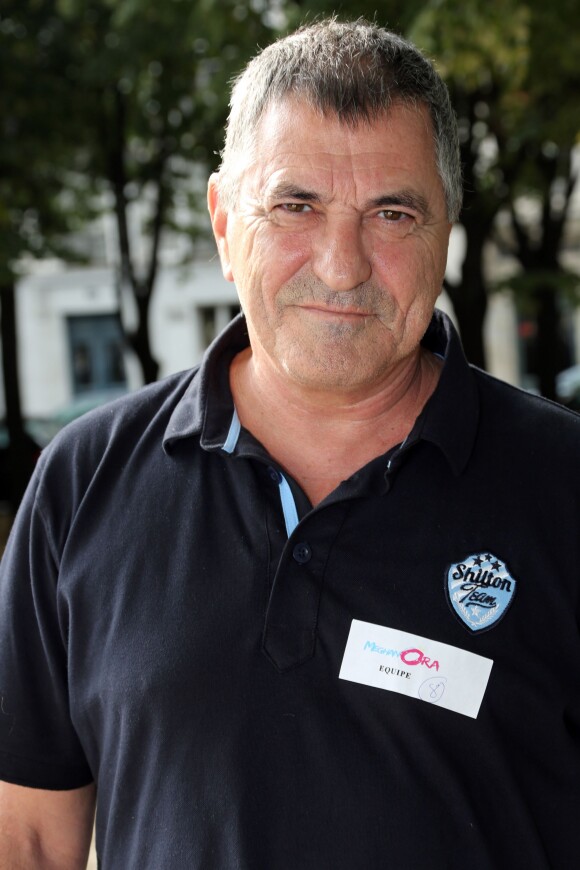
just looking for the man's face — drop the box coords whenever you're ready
[209,98,452,396]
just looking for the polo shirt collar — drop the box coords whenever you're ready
[163,314,248,450]
[163,309,479,477]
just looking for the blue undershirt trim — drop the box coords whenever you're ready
[278,473,300,537]
[222,408,241,454]
[222,407,298,536]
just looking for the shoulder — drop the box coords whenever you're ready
[472,366,580,457]
[474,366,580,423]
[35,369,200,501]
[4,368,207,568]
[51,369,196,453]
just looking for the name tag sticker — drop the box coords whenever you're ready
[339,619,493,719]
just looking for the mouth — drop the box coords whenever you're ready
[297,303,372,320]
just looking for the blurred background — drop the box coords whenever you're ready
[1,0,580,528]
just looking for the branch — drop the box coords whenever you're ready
[552,150,578,243]
[508,200,533,268]
[144,147,170,299]
[541,148,576,258]
[107,86,137,291]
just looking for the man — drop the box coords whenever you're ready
[1,19,579,869]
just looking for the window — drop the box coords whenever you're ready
[67,314,127,395]
[198,304,240,347]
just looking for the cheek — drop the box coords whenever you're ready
[372,245,415,302]
[266,232,312,291]
[374,239,446,305]
[227,229,264,304]
[233,228,312,306]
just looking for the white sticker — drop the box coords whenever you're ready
[339,620,493,719]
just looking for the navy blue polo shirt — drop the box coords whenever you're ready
[1,310,580,869]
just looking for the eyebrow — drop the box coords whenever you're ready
[367,191,431,218]
[267,183,322,203]
[267,183,431,218]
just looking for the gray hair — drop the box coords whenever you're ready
[218,19,462,222]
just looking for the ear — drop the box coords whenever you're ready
[207,173,234,283]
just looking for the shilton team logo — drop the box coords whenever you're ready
[446,552,517,633]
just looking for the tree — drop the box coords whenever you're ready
[53,0,280,384]
[505,149,579,398]
[0,0,282,508]
[409,0,580,391]
[286,0,424,33]
[499,0,580,398]
[0,0,96,508]
[408,0,532,369]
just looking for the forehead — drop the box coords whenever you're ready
[240,97,441,201]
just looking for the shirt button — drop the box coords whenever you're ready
[267,466,281,483]
[293,542,312,564]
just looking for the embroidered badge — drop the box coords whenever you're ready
[446,553,517,633]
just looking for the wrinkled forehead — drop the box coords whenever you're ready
[243,95,430,161]
[237,97,438,199]
[257,93,431,147]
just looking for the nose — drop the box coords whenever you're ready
[311,216,372,292]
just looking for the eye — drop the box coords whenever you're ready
[375,208,415,238]
[277,202,313,213]
[378,209,409,222]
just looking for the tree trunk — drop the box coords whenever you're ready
[106,87,161,387]
[535,287,560,400]
[128,290,159,385]
[0,281,39,511]
[445,228,489,370]
[449,288,488,370]
[509,149,577,400]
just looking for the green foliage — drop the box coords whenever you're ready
[285,0,424,34]
[525,0,580,143]
[410,0,530,92]
[408,0,580,220]
[409,0,532,192]
[0,0,99,281]
[0,0,279,282]
[1,0,283,383]
[45,0,279,252]
[403,0,580,384]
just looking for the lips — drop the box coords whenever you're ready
[296,303,372,318]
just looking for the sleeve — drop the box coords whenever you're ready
[0,453,93,790]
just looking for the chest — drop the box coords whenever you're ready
[57,443,580,731]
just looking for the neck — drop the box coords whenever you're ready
[230,347,441,505]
